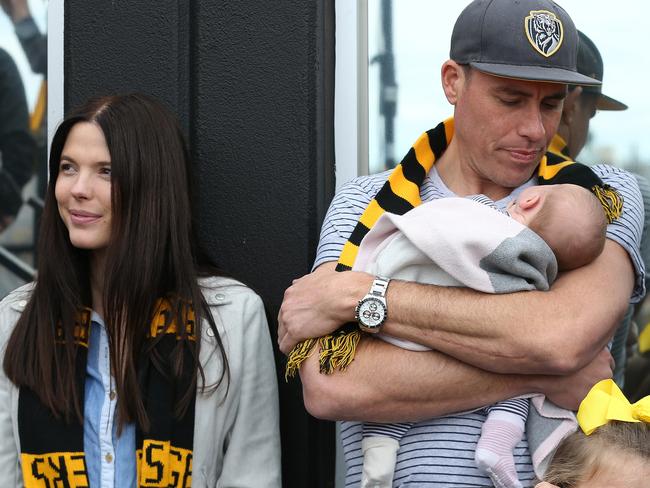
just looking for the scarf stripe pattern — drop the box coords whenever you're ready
[337,119,454,271]
[285,120,623,378]
[19,300,196,488]
[544,135,623,223]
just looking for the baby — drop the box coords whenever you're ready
[360,183,608,488]
[536,379,650,488]
[506,183,607,271]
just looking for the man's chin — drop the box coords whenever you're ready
[501,165,539,188]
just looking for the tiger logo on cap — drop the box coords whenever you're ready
[525,10,564,57]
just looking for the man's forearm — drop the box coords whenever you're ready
[14,17,47,75]
[301,336,538,422]
[281,241,632,376]
[379,240,633,374]
[300,335,612,422]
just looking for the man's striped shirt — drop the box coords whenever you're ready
[313,164,644,487]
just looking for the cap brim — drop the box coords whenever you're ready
[470,62,602,86]
[595,93,628,111]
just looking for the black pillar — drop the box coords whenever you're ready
[65,1,336,486]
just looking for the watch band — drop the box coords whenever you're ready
[369,277,390,297]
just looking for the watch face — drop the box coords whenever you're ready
[356,297,386,328]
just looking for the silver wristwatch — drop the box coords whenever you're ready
[355,277,390,333]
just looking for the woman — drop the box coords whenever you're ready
[0,94,281,487]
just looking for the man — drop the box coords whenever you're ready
[1,0,47,75]
[0,46,34,232]
[555,31,628,162]
[279,0,644,485]
[1,0,47,211]
[551,31,649,389]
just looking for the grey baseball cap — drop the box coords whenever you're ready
[450,0,601,86]
[576,31,627,110]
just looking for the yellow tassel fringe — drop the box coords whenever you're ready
[592,185,623,224]
[318,329,361,374]
[285,337,318,381]
[285,327,362,380]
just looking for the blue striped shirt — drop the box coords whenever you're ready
[85,313,136,487]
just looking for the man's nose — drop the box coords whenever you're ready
[518,106,546,142]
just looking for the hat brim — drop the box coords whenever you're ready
[470,62,602,86]
[581,86,628,110]
[595,93,628,111]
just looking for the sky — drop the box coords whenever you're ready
[368,0,649,175]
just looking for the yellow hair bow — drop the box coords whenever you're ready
[577,379,650,435]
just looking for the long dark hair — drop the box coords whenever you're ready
[3,93,229,429]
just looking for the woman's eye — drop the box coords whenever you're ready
[59,162,75,173]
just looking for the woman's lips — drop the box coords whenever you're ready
[69,209,101,224]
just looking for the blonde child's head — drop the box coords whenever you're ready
[539,421,650,488]
[537,380,650,488]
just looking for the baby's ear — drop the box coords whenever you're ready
[534,483,560,488]
[518,193,541,210]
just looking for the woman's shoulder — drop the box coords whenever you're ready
[197,276,268,339]
[0,283,34,314]
[0,282,34,338]
[198,276,264,310]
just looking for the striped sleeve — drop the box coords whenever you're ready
[468,194,500,211]
[313,172,390,270]
[592,164,645,302]
[633,174,650,293]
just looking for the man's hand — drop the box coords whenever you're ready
[277,263,373,354]
[0,215,15,233]
[0,0,30,23]
[0,170,23,225]
[538,347,614,410]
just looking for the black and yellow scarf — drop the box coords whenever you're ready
[286,117,622,378]
[18,299,196,487]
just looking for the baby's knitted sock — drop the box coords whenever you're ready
[475,412,525,488]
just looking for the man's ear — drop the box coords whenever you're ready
[518,193,541,210]
[441,60,465,105]
[562,86,583,125]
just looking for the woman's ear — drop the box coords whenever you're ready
[441,60,465,105]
